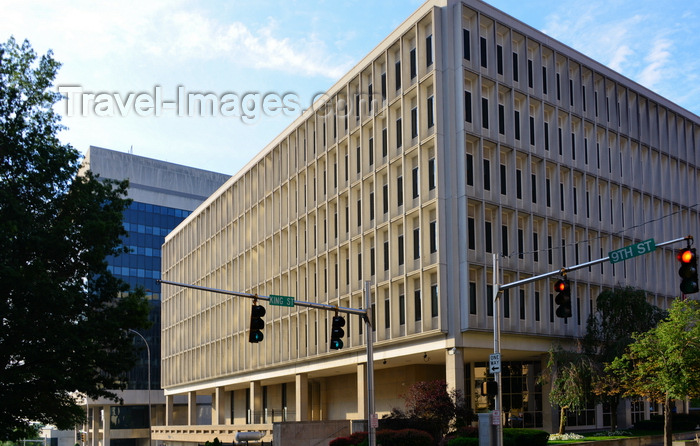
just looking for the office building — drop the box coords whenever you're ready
[80,146,230,446]
[157,0,700,443]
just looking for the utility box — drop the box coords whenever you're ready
[478,412,495,446]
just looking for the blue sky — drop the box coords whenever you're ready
[2,0,699,175]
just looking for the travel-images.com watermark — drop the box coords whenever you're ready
[57,85,380,124]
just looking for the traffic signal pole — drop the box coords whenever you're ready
[158,279,378,446]
[491,234,691,446]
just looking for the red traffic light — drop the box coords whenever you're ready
[554,279,569,293]
[678,248,695,264]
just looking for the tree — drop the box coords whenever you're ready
[0,37,150,440]
[607,298,700,446]
[582,287,666,429]
[540,346,595,435]
[389,380,473,440]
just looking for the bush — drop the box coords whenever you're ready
[380,415,442,442]
[331,429,433,446]
[502,428,549,446]
[447,438,479,446]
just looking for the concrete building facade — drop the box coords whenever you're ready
[79,146,230,446]
[157,0,699,443]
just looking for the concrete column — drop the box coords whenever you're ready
[356,363,366,418]
[187,391,197,425]
[445,347,465,396]
[295,373,309,421]
[101,406,110,446]
[90,406,100,446]
[165,395,174,426]
[213,387,226,425]
[249,381,262,424]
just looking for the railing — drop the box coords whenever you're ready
[151,424,273,444]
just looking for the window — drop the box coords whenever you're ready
[516,169,522,199]
[514,110,520,140]
[485,221,492,252]
[512,52,519,82]
[544,122,550,151]
[466,154,474,186]
[527,59,533,88]
[369,191,375,221]
[503,289,510,318]
[399,294,406,325]
[481,97,489,129]
[518,229,524,259]
[395,60,401,90]
[546,178,551,207]
[429,221,437,253]
[431,284,439,317]
[398,234,404,266]
[500,164,507,195]
[427,96,434,129]
[396,118,402,148]
[382,128,388,157]
[542,66,548,94]
[410,48,417,79]
[468,217,475,249]
[428,158,436,190]
[384,298,390,328]
[413,227,420,259]
[412,166,419,199]
[397,175,403,206]
[411,107,418,139]
[414,289,422,321]
[381,73,387,100]
[357,199,361,226]
[480,37,487,68]
[498,104,505,135]
[531,174,536,203]
[426,34,433,66]
[520,289,526,320]
[487,285,494,316]
[469,282,477,315]
[529,116,535,145]
[464,91,472,123]
[463,29,470,60]
[369,137,374,166]
[383,240,389,271]
[496,45,503,75]
[502,225,509,254]
[370,247,375,276]
[483,159,490,190]
[383,183,388,214]
[535,291,541,322]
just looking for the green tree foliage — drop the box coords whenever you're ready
[540,347,595,435]
[582,287,666,429]
[607,298,700,446]
[0,37,150,440]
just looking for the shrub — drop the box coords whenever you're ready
[447,437,479,446]
[331,429,432,446]
[503,428,549,446]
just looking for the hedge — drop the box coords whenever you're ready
[330,428,433,446]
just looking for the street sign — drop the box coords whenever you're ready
[489,353,501,374]
[492,410,501,425]
[608,238,656,264]
[370,413,379,428]
[269,294,295,307]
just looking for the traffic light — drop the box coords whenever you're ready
[678,248,699,294]
[249,303,266,343]
[481,381,498,396]
[330,315,345,350]
[554,278,572,318]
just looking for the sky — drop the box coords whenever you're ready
[2,0,699,176]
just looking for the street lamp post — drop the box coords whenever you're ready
[128,329,152,446]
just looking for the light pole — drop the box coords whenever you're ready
[128,329,152,446]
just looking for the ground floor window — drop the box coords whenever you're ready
[566,400,596,428]
[472,361,543,428]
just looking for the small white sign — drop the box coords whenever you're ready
[492,410,501,425]
[489,353,501,373]
[370,413,379,428]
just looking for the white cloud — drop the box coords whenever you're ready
[638,38,673,89]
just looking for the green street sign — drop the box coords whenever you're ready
[608,238,656,264]
[269,294,295,307]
